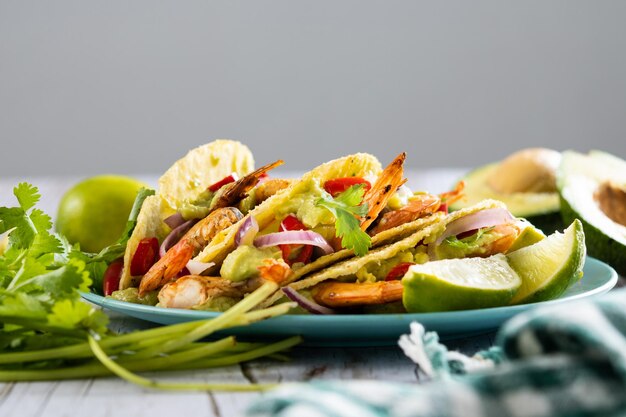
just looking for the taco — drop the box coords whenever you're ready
[117,139,291,294]
[150,152,464,310]
[270,199,534,312]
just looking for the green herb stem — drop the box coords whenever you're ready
[88,335,277,391]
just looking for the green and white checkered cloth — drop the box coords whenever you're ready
[247,288,626,417]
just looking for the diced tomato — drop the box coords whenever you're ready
[385,262,415,281]
[208,173,238,192]
[279,215,314,265]
[130,237,159,276]
[323,177,371,197]
[280,215,308,232]
[437,203,448,214]
[103,259,124,296]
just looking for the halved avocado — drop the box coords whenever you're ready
[450,149,563,233]
[558,150,626,275]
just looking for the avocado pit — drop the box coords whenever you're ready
[594,181,626,227]
[487,148,561,194]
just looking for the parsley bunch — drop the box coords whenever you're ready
[315,184,372,256]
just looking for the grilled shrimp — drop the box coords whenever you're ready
[253,178,293,204]
[311,216,520,309]
[369,181,465,235]
[312,280,404,308]
[157,258,293,309]
[360,153,407,231]
[212,160,284,210]
[158,276,244,309]
[139,207,243,295]
[476,223,521,256]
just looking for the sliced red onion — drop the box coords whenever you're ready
[185,259,215,275]
[159,219,196,258]
[235,216,259,246]
[254,230,334,255]
[282,287,337,315]
[164,212,185,229]
[428,208,514,260]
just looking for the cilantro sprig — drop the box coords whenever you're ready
[315,184,372,256]
[0,182,299,387]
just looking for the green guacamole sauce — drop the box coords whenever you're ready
[220,245,282,282]
[355,247,429,283]
[109,287,159,306]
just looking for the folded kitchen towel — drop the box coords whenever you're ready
[247,287,626,417]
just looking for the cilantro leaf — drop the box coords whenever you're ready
[13,183,41,212]
[0,183,110,355]
[315,184,372,256]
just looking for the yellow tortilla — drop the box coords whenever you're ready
[158,140,254,211]
[119,139,255,290]
[193,153,384,267]
[119,195,170,289]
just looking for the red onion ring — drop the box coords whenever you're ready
[159,219,196,258]
[282,287,337,315]
[428,208,514,260]
[254,230,334,255]
[235,216,259,246]
[164,212,185,229]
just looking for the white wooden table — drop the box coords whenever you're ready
[0,169,508,417]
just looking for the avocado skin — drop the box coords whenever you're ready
[526,212,565,235]
[560,196,626,275]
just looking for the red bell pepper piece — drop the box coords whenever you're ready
[323,177,371,197]
[103,259,124,296]
[130,237,159,276]
[208,173,238,192]
[385,262,415,281]
[279,215,314,265]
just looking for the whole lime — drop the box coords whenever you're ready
[56,175,147,253]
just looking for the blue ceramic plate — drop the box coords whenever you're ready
[82,257,617,346]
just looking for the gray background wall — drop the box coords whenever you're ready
[1,0,625,176]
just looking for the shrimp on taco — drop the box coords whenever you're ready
[152,152,464,310]
[111,139,291,303]
[276,199,545,313]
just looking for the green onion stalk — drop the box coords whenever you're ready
[0,282,301,391]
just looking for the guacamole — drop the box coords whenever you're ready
[220,245,282,282]
[276,180,335,228]
[355,246,429,283]
[435,227,508,259]
[110,287,159,306]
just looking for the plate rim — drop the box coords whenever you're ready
[82,256,618,324]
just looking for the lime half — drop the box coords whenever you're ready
[508,220,586,304]
[402,254,522,312]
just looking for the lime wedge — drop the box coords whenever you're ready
[508,220,586,304]
[402,254,522,312]
[506,221,546,253]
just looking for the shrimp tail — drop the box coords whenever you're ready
[361,153,407,231]
[138,239,195,296]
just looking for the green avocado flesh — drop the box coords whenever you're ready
[558,151,626,275]
[450,164,562,232]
